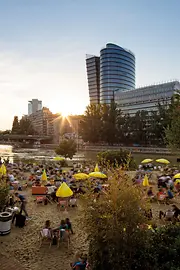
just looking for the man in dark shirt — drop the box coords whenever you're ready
[15,192,29,218]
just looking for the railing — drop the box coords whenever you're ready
[80,145,172,154]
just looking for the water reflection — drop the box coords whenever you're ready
[0,145,13,163]
[0,144,97,162]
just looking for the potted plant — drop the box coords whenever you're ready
[0,178,12,235]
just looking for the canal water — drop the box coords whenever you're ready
[0,145,97,162]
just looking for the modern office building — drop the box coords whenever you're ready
[86,43,135,104]
[100,43,135,103]
[115,80,180,115]
[86,55,100,104]
[28,99,42,115]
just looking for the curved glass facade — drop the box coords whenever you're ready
[100,43,135,103]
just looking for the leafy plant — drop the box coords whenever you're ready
[0,179,9,211]
[97,150,137,170]
[55,139,77,159]
[82,169,150,270]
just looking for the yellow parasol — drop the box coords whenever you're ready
[94,163,100,172]
[56,182,73,198]
[41,170,47,181]
[142,175,149,187]
[141,159,153,164]
[174,173,180,179]
[175,179,180,184]
[1,164,6,175]
[156,159,170,165]
[73,173,89,180]
[53,156,64,161]
[89,172,107,179]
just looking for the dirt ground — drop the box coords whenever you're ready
[0,188,88,270]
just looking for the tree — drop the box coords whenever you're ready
[101,102,119,145]
[55,139,77,159]
[19,117,35,135]
[165,93,180,149]
[11,116,20,134]
[79,104,102,143]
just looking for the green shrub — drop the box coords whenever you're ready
[55,139,77,159]
[82,169,150,270]
[97,150,137,170]
[82,168,180,270]
[0,179,9,211]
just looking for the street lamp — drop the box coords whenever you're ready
[112,88,120,103]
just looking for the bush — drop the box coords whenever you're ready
[82,169,150,270]
[97,150,137,170]
[55,139,77,159]
[82,168,180,270]
[0,179,9,211]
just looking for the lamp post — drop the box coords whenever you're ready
[112,88,120,103]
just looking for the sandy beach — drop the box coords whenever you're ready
[0,188,88,270]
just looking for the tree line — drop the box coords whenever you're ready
[79,94,180,147]
[11,116,35,135]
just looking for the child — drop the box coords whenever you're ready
[65,218,74,234]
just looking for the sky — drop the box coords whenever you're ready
[0,0,180,130]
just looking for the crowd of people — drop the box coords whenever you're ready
[2,157,180,269]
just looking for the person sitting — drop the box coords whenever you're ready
[69,196,77,207]
[42,220,52,239]
[71,252,82,269]
[147,187,155,198]
[172,204,180,220]
[59,219,68,239]
[166,188,174,200]
[65,218,74,234]
[71,253,88,270]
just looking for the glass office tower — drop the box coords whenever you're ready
[100,43,135,103]
[86,55,100,104]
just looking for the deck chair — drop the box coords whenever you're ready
[57,199,68,211]
[35,196,44,205]
[157,194,166,204]
[39,228,52,248]
[57,229,70,249]
[69,198,77,207]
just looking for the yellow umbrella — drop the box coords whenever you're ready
[89,172,107,179]
[94,163,100,172]
[156,159,170,165]
[73,173,89,180]
[1,164,6,175]
[143,175,149,187]
[141,159,153,164]
[174,173,180,179]
[41,170,47,181]
[175,179,180,184]
[53,156,64,161]
[56,182,73,198]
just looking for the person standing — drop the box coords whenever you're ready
[15,192,29,218]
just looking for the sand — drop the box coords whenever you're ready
[0,188,88,270]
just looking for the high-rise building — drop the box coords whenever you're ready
[28,99,42,115]
[100,43,135,103]
[86,55,100,104]
[86,43,135,104]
